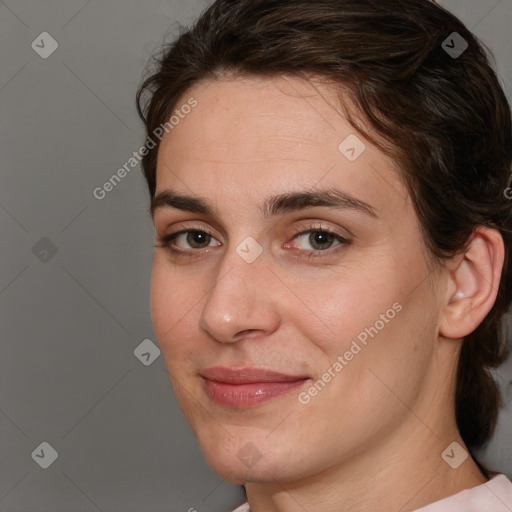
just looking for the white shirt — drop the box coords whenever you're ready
[230,473,512,512]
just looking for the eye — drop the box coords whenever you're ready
[154,222,351,259]
[155,229,220,254]
[285,223,351,257]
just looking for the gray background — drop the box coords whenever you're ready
[0,1,511,511]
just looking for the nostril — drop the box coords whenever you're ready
[236,329,260,340]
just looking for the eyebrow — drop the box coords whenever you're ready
[150,187,378,220]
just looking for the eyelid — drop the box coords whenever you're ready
[287,221,349,240]
[156,220,219,239]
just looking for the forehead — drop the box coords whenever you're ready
[160,75,353,161]
[155,75,409,221]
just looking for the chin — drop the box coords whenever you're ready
[203,451,282,485]
[196,430,301,485]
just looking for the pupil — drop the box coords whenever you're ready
[189,231,209,247]
[311,232,332,249]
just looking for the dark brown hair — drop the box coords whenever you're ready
[136,0,512,476]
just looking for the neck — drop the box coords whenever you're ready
[244,394,487,512]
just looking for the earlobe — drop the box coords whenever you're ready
[439,227,505,340]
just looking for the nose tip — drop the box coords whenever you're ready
[198,260,280,344]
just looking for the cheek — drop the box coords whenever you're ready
[150,258,197,356]
[292,244,432,369]
[303,258,437,408]
[288,262,401,355]
[150,260,204,411]
[150,260,172,338]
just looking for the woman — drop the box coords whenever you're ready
[136,0,512,510]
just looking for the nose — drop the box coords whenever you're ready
[198,243,281,343]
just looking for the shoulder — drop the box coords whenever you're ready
[414,473,512,512]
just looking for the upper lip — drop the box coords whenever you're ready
[201,366,310,384]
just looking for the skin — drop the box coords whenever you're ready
[150,75,504,512]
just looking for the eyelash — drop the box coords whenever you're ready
[154,223,351,259]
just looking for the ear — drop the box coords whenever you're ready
[439,226,505,339]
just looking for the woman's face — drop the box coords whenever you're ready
[150,76,446,484]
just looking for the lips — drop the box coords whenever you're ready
[200,366,311,408]
[201,366,309,384]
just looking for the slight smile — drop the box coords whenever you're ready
[200,367,312,409]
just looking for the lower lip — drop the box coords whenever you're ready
[202,377,310,408]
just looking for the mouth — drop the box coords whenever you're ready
[200,366,311,409]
